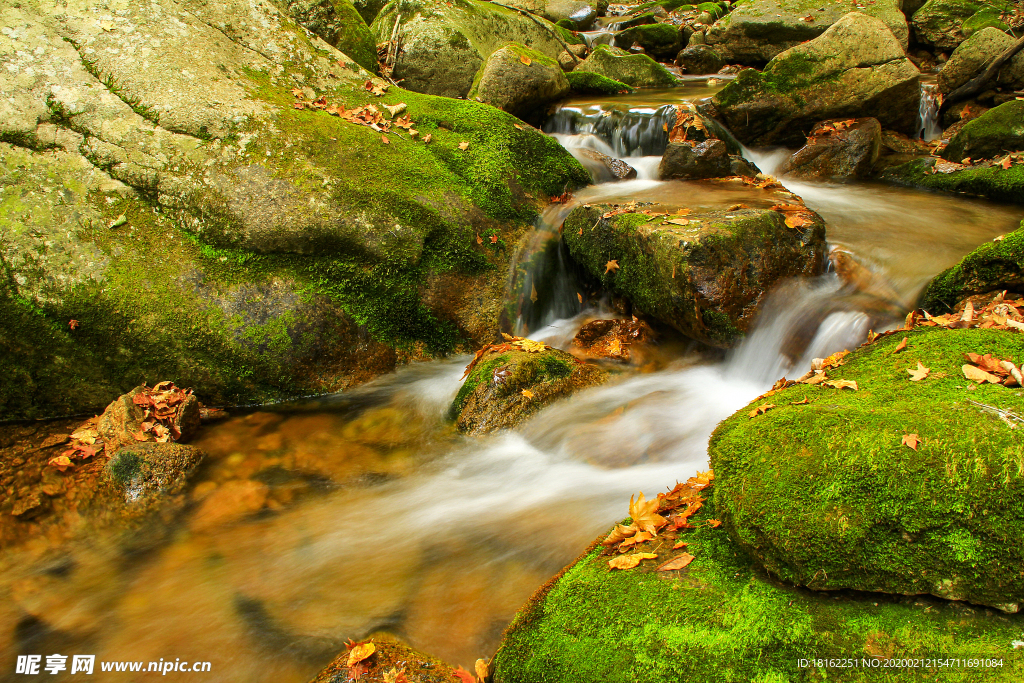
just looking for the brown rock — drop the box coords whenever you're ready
[571,317,655,362]
[779,118,882,180]
[659,139,731,179]
[572,148,638,182]
[105,442,206,506]
[98,384,201,453]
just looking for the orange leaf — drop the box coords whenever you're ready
[1001,155,1013,170]
[748,403,775,418]
[608,552,658,570]
[672,540,688,549]
[519,54,532,66]
[48,455,74,471]
[346,642,375,668]
[963,364,1000,383]
[656,553,695,571]
[454,667,475,683]
[604,260,620,274]
[521,389,534,399]
[907,361,930,381]
[893,337,907,354]
[822,379,858,390]
[68,319,79,330]
[902,433,920,450]
[381,134,390,144]
[707,519,722,528]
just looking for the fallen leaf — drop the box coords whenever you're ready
[619,530,655,548]
[490,234,498,244]
[802,371,827,385]
[790,397,810,405]
[476,234,482,245]
[519,54,532,66]
[605,260,620,274]
[381,134,389,144]
[1001,155,1013,170]
[530,283,538,303]
[383,667,408,683]
[748,403,775,418]
[665,218,690,226]
[458,141,470,150]
[656,553,695,571]
[48,455,74,471]
[346,642,375,667]
[893,337,908,354]
[577,292,583,304]
[608,552,659,570]
[521,389,534,399]
[822,379,858,390]
[821,350,849,370]
[454,667,476,683]
[707,519,722,528]
[514,123,524,130]
[512,338,548,353]
[907,361,930,381]
[423,133,432,143]
[672,540,688,549]
[902,433,920,450]
[68,319,79,330]
[475,659,489,683]
[785,214,811,229]
[962,300,975,322]
[963,364,1001,383]
[629,492,667,535]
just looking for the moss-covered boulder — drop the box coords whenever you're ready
[705,0,908,65]
[277,0,379,73]
[502,0,610,30]
[882,156,1024,204]
[310,633,463,683]
[493,494,1024,683]
[676,44,723,74]
[106,443,206,507]
[352,0,390,23]
[470,43,570,120]
[450,343,606,434]
[371,0,580,98]
[938,26,1016,94]
[911,0,1004,50]
[943,100,1024,162]
[561,203,827,347]
[573,45,679,88]
[565,70,633,95]
[920,221,1024,313]
[613,23,684,60]
[0,0,589,420]
[711,326,1024,611]
[713,13,920,145]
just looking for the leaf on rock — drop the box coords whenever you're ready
[423,133,432,143]
[619,530,655,548]
[790,397,811,405]
[707,519,722,528]
[902,433,920,451]
[665,218,690,226]
[604,260,620,274]
[608,552,658,570]
[907,361,930,381]
[454,667,475,683]
[821,350,849,370]
[785,214,812,229]
[458,141,470,150]
[893,337,908,354]
[1001,155,1013,170]
[672,540,688,549]
[656,553,695,571]
[802,372,827,385]
[512,338,548,353]
[383,667,408,683]
[519,54,532,66]
[822,379,858,390]
[603,523,637,546]
[475,659,489,683]
[346,642,375,668]
[381,134,389,144]
[748,403,775,418]
[521,389,534,399]
[629,492,667,535]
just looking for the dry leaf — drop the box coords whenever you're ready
[672,540,688,549]
[521,389,534,399]
[748,403,775,418]
[458,141,470,150]
[802,372,827,385]
[519,54,532,66]
[665,218,690,226]
[629,492,667,535]
[656,553,695,571]
[907,362,930,381]
[513,123,524,130]
[475,659,489,683]
[707,519,722,528]
[1001,156,1013,170]
[893,337,908,354]
[963,364,1001,383]
[48,455,74,471]
[423,133,432,143]
[821,350,849,370]
[608,552,658,570]
[346,642,375,667]
[962,300,975,322]
[902,433,920,451]
[785,214,811,229]
[454,667,475,683]
[822,379,858,390]
[383,667,408,683]
[790,397,810,405]
[605,260,620,274]
[381,134,389,144]
[577,292,583,304]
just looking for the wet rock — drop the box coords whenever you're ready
[371,0,581,98]
[470,44,571,120]
[612,11,658,30]
[881,155,1024,204]
[492,487,1024,683]
[710,326,1024,612]
[919,219,1024,313]
[942,100,1024,162]
[658,139,732,179]
[98,385,201,454]
[676,44,724,74]
[189,479,269,532]
[277,0,378,72]
[572,148,638,182]
[451,345,606,434]
[713,13,921,145]
[729,155,761,177]
[778,117,882,180]
[571,317,654,362]
[937,27,1016,94]
[11,489,48,519]
[573,44,679,88]
[562,203,828,347]
[613,23,683,60]
[106,443,206,506]
[705,0,908,64]
[912,0,996,51]
[310,632,463,683]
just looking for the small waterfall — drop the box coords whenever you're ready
[579,29,615,48]
[918,83,942,142]
[543,104,676,157]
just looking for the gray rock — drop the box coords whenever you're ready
[276,0,378,72]
[779,118,882,180]
[938,27,1015,94]
[676,44,724,75]
[713,13,921,145]
[471,44,571,119]
[501,0,608,30]
[572,148,638,182]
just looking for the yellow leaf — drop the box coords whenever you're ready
[656,553,695,571]
[963,364,1001,383]
[476,659,489,683]
[48,455,74,471]
[458,141,470,150]
[512,338,548,353]
[608,553,656,570]
[605,259,620,274]
[907,361,930,381]
[347,642,375,667]
[530,283,538,303]
[665,218,690,226]
[822,379,858,390]
[519,54,532,66]
[893,337,907,354]
[748,403,775,418]
[629,492,667,535]
[802,372,827,385]
[821,350,849,370]
[521,389,534,399]
[603,523,638,546]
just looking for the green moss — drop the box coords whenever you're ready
[565,71,633,95]
[450,354,509,417]
[962,7,1010,36]
[614,23,682,57]
[108,449,142,486]
[881,157,1024,205]
[575,45,679,88]
[710,327,1024,610]
[495,495,1024,683]
[919,221,1024,312]
[943,100,1024,162]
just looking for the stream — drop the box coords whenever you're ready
[2,83,1022,682]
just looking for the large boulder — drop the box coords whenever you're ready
[613,22,684,60]
[778,117,882,180]
[919,220,1024,313]
[882,155,1024,204]
[573,44,679,88]
[565,70,633,95]
[470,44,570,119]
[277,0,379,72]
[0,0,590,420]
[561,203,827,347]
[713,13,921,145]
[675,44,723,74]
[658,139,731,179]
[450,342,606,434]
[705,0,908,65]
[937,26,1016,94]
[943,100,1024,162]
[370,0,580,98]
[711,326,1024,611]
[911,0,1004,51]
[492,490,1024,682]
[572,148,639,182]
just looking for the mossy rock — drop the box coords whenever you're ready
[911,0,997,50]
[713,13,921,145]
[493,495,1024,683]
[937,26,1016,95]
[919,221,1024,313]
[881,157,1024,205]
[561,203,827,348]
[613,23,684,60]
[573,44,679,88]
[710,326,1024,612]
[943,100,1024,163]
[468,43,570,119]
[352,0,390,23]
[705,0,908,64]
[106,442,206,505]
[962,7,1010,37]
[565,71,634,95]
[277,0,380,73]
[310,632,461,682]
[451,346,606,433]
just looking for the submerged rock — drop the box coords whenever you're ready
[710,326,1024,612]
[471,44,571,120]
[919,220,1024,313]
[713,12,921,145]
[492,492,1024,682]
[451,344,606,434]
[705,0,908,64]
[778,117,882,180]
[561,202,827,347]
[310,633,465,682]
[106,443,206,507]
[942,100,1024,162]
[573,44,679,88]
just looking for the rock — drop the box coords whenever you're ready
[676,44,723,74]
[558,50,576,71]
[729,155,761,177]
[705,0,908,64]
[962,6,1010,38]
[571,317,654,361]
[277,0,378,72]
[713,13,921,145]
[562,203,827,347]
[106,442,206,505]
[658,139,732,179]
[711,326,1024,612]
[573,45,679,88]
[882,155,1024,204]
[502,0,609,30]
[97,385,202,454]
[937,27,1015,94]
[0,0,589,421]
[451,345,606,434]
[565,70,633,95]
[189,479,269,532]
[919,220,1024,313]
[470,44,571,120]
[352,0,390,23]
[492,491,1023,683]
[311,633,463,683]
[912,0,1002,50]
[371,0,580,98]
[611,12,658,30]
[778,117,882,180]
[572,148,639,182]
[613,23,683,60]
[942,100,1024,162]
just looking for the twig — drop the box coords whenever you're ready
[968,399,1024,429]
[489,1,580,65]
[939,34,1024,117]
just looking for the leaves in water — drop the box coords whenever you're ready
[48,455,74,472]
[656,553,695,571]
[902,433,920,451]
[907,362,930,381]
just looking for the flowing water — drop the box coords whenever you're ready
[3,90,1023,682]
